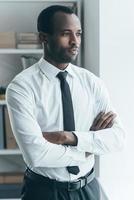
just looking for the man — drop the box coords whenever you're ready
[6,5,125,200]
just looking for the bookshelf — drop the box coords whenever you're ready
[0,0,82,198]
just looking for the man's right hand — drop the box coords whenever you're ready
[90,111,116,131]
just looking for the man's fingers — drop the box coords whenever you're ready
[91,112,104,128]
[100,113,116,129]
[95,111,115,129]
[105,121,114,128]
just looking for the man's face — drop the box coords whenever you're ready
[45,12,82,64]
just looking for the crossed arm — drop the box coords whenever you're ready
[43,111,116,146]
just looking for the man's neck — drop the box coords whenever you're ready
[44,56,69,70]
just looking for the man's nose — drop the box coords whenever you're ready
[69,33,80,46]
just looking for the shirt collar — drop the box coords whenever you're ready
[38,57,76,81]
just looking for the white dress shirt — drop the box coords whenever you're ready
[6,58,125,181]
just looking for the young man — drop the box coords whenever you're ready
[6,5,125,200]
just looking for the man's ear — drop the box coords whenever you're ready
[39,32,48,44]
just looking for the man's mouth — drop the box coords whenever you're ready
[68,48,79,55]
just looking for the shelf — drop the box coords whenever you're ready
[0,100,6,105]
[0,49,43,54]
[0,0,77,2]
[0,149,21,155]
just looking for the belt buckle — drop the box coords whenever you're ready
[67,180,80,191]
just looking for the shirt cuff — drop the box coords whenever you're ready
[66,146,87,162]
[73,131,94,153]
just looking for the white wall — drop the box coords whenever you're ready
[84,0,134,199]
[83,0,99,75]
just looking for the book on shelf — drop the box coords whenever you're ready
[17,43,42,49]
[0,86,6,100]
[18,40,39,44]
[0,172,23,184]
[17,32,41,49]
[4,106,18,149]
[0,105,5,149]
[0,94,5,100]
[21,55,39,69]
[17,32,39,42]
[0,32,16,48]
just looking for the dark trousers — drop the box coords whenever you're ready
[21,171,106,200]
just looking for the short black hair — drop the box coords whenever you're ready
[37,5,74,34]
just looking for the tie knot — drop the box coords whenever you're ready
[57,71,68,81]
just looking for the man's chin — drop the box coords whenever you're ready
[63,55,77,63]
[56,53,78,63]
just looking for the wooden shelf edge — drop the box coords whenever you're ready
[0,100,6,105]
[0,0,77,2]
[0,49,43,54]
[0,149,21,155]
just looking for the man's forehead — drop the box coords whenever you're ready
[53,12,81,30]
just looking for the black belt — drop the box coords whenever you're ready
[25,167,95,191]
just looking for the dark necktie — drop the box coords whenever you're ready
[57,71,80,175]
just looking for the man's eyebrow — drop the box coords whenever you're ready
[60,29,82,32]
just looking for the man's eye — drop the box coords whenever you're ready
[62,32,70,36]
[76,32,82,37]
